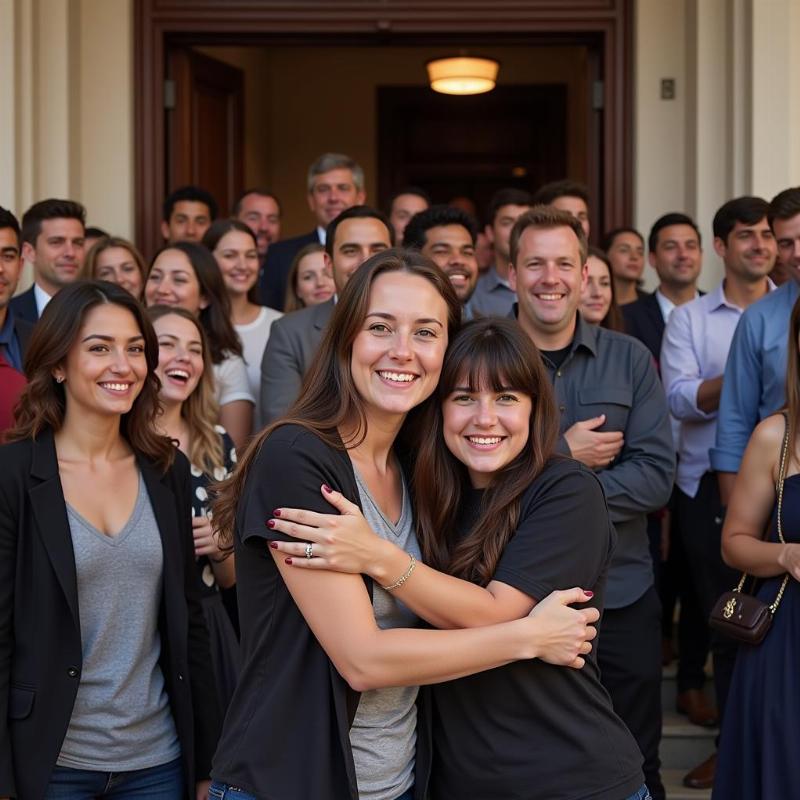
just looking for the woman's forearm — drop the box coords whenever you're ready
[722,532,787,578]
[369,540,532,629]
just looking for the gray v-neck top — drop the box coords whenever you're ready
[349,468,421,800]
[59,474,180,770]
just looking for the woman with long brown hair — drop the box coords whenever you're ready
[208,250,600,800]
[83,235,147,301]
[147,305,240,708]
[713,294,800,799]
[269,317,647,800]
[0,280,219,800]
[145,241,254,450]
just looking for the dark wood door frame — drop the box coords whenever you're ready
[134,0,633,257]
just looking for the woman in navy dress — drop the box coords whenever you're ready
[714,297,800,799]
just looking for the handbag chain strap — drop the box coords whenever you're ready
[734,412,791,613]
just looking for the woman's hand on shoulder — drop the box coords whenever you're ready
[526,588,599,668]
[268,484,394,576]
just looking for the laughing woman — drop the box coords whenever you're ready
[208,250,600,800]
[270,317,647,800]
[0,281,219,800]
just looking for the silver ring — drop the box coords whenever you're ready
[305,542,313,560]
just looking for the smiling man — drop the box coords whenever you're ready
[403,205,479,317]
[259,205,393,424]
[508,206,675,800]
[261,153,366,311]
[10,198,86,324]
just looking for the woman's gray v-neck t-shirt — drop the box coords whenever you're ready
[59,474,180,770]
[350,468,421,800]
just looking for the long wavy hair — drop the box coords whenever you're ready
[785,293,800,463]
[147,241,243,363]
[211,247,462,546]
[147,305,224,476]
[7,280,174,472]
[413,317,560,585]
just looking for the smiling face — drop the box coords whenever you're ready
[153,312,204,406]
[308,168,365,228]
[774,213,800,280]
[607,231,645,283]
[715,217,776,282]
[145,248,206,313]
[213,229,259,298]
[420,224,478,304]
[94,246,144,299]
[237,193,281,257]
[509,225,588,345]
[161,200,212,244]
[443,380,533,488]
[53,303,147,419]
[328,217,392,293]
[22,218,85,295]
[649,224,702,289]
[390,193,430,242]
[350,271,449,423]
[580,255,613,324]
[295,250,335,307]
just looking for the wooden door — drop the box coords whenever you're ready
[166,48,244,222]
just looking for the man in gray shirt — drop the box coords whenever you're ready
[508,207,675,800]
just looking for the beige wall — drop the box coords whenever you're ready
[200,44,588,237]
[1,0,134,292]
[4,1,800,288]
[635,0,800,292]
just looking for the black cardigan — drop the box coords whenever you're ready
[0,430,221,799]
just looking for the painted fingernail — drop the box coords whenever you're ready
[269,541,278,549]
[584,590,594,598]
[322,484,333,493]
[285,558,293,565]
[266,520,275,529]
[273,509,282,517]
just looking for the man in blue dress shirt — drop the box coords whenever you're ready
[711,187,800,504]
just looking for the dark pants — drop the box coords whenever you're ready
[45,757,183,799]
[598,585,664,800]
[673,473,739,738]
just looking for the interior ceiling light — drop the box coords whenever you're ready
[426,56,499,96]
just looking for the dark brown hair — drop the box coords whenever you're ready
[7,280,175,472]
[587,245,625,333]
[211,247,462,546]
[147,241,243,363]
[509,205,588,267]
[202,218,261,306]
[413,317,560,585]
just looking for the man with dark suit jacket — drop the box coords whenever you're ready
[623,213,703,370]
[259,153,366,311]
[9,198,86,324]
[259,205,393,425]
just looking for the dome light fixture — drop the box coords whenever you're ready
[426,56,499,96]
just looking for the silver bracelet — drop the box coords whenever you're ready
[381,553,416,591]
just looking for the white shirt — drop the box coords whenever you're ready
[212,353,255,408]
[654,288,699,323]
[235,307,283,426]
[316,226,327,245]
[34,283,53,317]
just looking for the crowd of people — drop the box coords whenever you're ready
[0,149,798,800]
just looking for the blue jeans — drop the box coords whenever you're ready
[624,785,652,800]
[209,782,414,799]
[45,757,184,799]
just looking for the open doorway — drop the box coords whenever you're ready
[134,2,632,256]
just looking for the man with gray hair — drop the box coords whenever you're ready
[260,153,365,310]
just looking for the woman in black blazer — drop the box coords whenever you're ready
[0,281,220,800]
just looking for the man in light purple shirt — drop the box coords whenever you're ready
[660,195,776,791]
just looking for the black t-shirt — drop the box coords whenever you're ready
[539,343,572,370]
[211,424,366,800]
[427,457,644,800]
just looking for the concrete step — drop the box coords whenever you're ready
[662,768,712,800]
[660,711,716,770]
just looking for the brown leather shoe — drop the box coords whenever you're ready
[676,688,719,727]
[682,752,717,789]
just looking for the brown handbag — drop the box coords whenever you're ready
[709,414,792,645]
